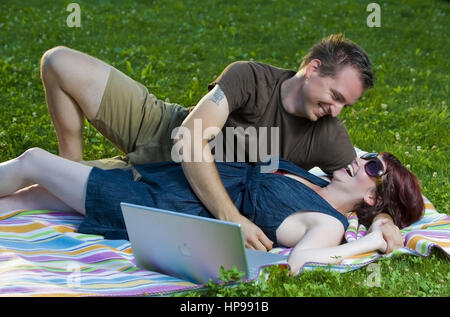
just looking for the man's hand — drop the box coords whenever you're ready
[372,213,403,253]
[231,214,273,251]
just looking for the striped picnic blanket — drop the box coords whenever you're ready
[0,196,448,296]
[0,210,201,296]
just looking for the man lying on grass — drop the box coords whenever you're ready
[0,148,423,273]
[38,34,405,252]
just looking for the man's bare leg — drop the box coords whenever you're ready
[40,46,111,161]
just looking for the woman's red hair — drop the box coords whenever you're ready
[355,152,424,229]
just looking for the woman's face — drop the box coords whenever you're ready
[332,154,386,204]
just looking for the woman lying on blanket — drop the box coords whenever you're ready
[0,148,424,273]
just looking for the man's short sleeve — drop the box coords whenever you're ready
[208,61,256,113]
[311,118,357,174]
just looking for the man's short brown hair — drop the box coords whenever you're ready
[300,33,374,90]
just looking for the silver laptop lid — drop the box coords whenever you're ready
[120,202,249,284]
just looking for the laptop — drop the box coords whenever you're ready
[120,202,288,284]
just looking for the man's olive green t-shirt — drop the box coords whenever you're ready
[206,61,356,174]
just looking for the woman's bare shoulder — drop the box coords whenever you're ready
[276,211,344,247]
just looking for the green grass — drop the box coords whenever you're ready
[0,0,448,296]
[179,253,449,297]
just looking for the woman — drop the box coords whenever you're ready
[0,148,424,273]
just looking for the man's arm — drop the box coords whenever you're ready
[176,85,273,251]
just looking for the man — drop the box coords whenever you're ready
[40,34,403,252]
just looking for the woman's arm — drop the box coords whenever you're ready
[287,219,387,274]
[0,147,91,214]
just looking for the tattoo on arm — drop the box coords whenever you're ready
[209,86,225,105]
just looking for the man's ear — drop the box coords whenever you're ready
[363,188,377,206]
[305,59,322,80]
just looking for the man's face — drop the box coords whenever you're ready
[298,64,364,121]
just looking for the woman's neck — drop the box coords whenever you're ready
[315,185,358,215]
[281,172,357,215]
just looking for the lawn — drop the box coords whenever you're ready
[0,0,448,296]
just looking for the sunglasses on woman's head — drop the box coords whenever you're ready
[360,152,386,185]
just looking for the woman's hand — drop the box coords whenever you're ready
[370,216,403,253]
[369,218,389,233]
[367,230,388,253]
[368,218,389,253]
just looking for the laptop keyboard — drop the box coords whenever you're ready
[248,265,260,278]
[245,249,288,278]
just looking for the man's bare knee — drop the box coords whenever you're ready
[40,46,110,120]
[40,46,72,81]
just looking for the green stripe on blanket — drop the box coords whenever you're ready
[0,195,448,296]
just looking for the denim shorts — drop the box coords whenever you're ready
[78,162,220,240]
